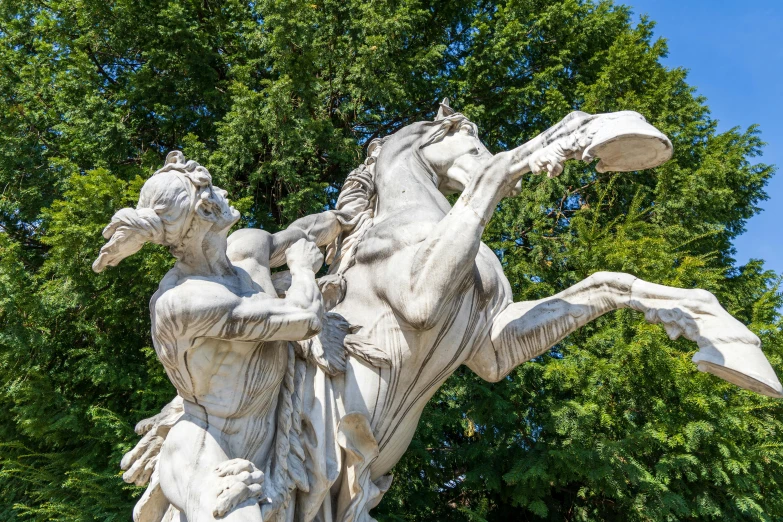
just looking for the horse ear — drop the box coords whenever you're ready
[435,98,455,121]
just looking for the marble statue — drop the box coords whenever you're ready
[95,100,783,522]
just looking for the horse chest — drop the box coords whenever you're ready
[348,283,496,409]
[355,212,440,265]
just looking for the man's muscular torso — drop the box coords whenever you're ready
[150,230,291,461]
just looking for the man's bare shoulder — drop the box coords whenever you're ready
[154,276,245,322]
[227,228,273,264]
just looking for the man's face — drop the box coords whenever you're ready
[201,185,241,233]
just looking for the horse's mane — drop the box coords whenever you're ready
[325,137,385,276]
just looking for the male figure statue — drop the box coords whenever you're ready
[93,151,357,522]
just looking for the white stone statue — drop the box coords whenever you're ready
[93,152,377,522]
[97,101,782,522]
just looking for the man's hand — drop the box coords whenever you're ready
[213,459,268,518]
[527,141,572,178]
[285,238,324,273]
[269,210,349,268]
[120,396,184,486]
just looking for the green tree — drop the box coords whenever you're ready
[0,0,779,521]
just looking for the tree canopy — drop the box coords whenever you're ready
[0,0,781,520]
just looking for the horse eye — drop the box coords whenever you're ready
[460,124,473,135]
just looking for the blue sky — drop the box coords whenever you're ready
[625,0,782,274]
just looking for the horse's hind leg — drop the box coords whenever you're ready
[465,272,782,397]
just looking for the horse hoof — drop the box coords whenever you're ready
[582,111,673,172]
[693,342,783,398]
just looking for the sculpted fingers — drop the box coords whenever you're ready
[527,135,585,178]
[122,434,163,486]
[213,483,265,519]
[120,445,142,472]
[213,459,267,518]
[214,482,246,518]
[121,428,157,470]
[214,458,255,477]
[226,469,265,486]
[243,469,265,485]
[134,409,176,436]
[529,147,566,178]
[133,416,157,437]
[131,453,159,488]
[133,396,184,436]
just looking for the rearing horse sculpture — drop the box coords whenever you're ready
[122,101,782,522]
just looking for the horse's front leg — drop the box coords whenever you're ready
[465,272,782,397]
[393,199,488,329]
[395,111,671,330]
[394,145,539,329]
[392,118,573,329]
[629,279,782,397]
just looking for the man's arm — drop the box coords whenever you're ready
[269,210,346,267]
[221,238,324,341]
[226,210,345,277]
[162,239,325,343]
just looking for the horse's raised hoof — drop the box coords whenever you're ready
[631,284,782,399]
[693,342,783,398]
[583,111,673,172]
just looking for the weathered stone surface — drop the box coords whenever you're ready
[95,100,782,522]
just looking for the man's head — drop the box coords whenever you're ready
[93,151,240,272]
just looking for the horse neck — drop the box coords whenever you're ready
[372,140,451,222]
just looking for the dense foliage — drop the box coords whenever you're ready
[0,0,780,520]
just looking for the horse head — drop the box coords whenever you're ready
[415,98,494,195]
